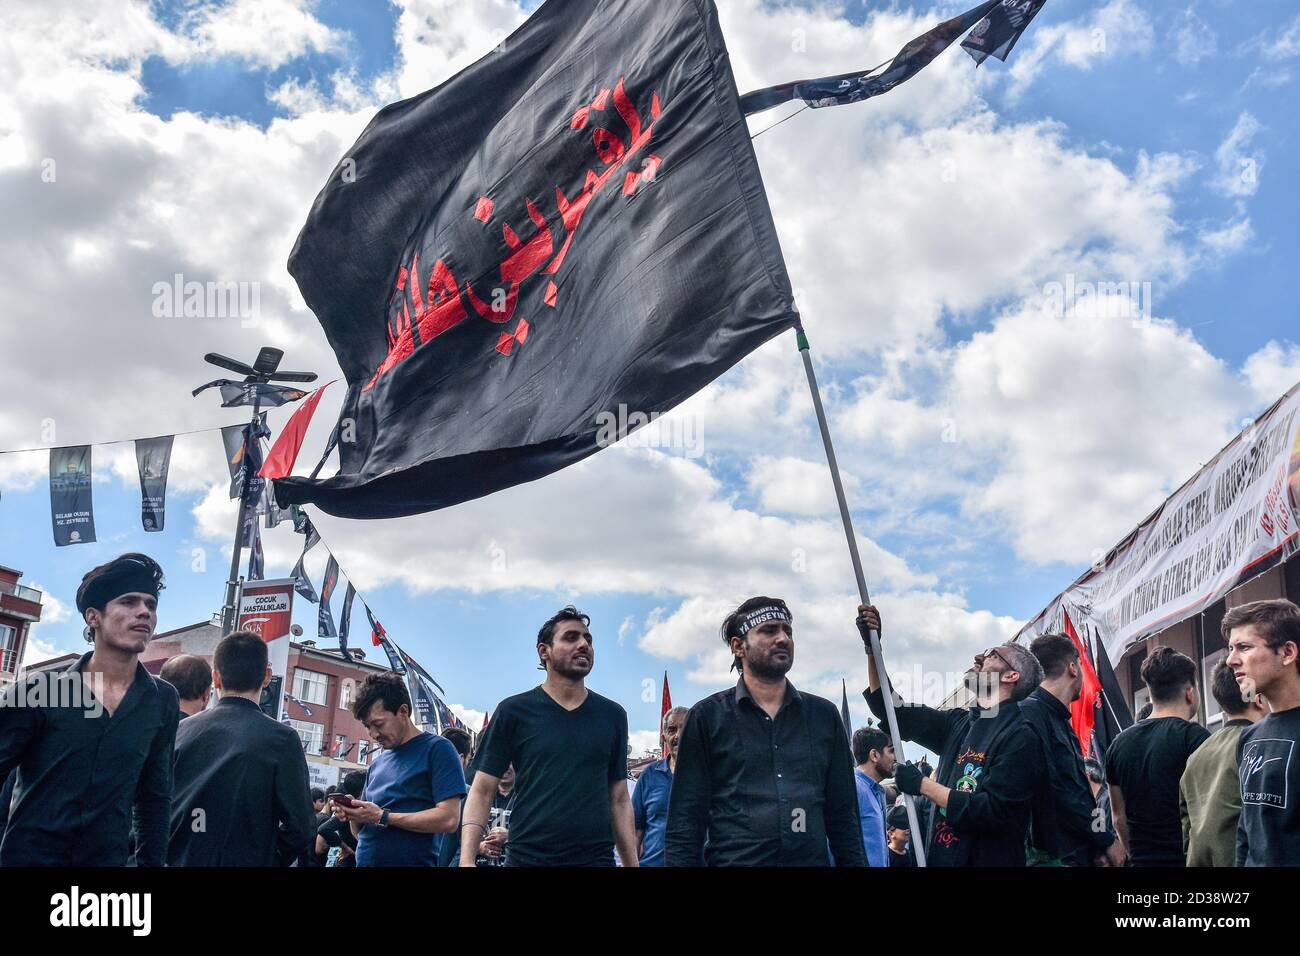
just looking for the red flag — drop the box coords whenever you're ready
[1064,610,1102,758]
[659,672,672,753]
[259,381,333,480]
[482,710,490,731]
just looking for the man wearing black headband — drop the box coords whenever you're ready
[664,596,866,866]
[0,553,178,866]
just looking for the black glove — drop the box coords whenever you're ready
[856,607,881,655]
[894,762,924,797]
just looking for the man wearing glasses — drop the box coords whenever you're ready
[857,604,1046,866]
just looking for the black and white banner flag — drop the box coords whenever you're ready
[49,446,96,547]
[134,435,173,532]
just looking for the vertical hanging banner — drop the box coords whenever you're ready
[317,555,340,641]
[366,604,405,674]
[407,671,439,732]
[134,435,173,532]
[49,446,97,547]
[247,520,265,581]
[236,577,296,717]
[291,523,321,604]
[337,582,356,662]
[221,424,248,500]
[273,0,799,519]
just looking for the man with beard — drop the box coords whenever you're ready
[857,604,1046,867]
[0,553,178,866]
[664,597,866,867]
[852,726,895,866]
[460,607,637,867]
[632,706,689,866]
[1022,633,1124,867]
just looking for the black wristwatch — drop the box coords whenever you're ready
[377,809,391,828]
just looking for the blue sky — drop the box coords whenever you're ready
[2,0,1299,753]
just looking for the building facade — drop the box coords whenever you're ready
[138,621,395,770]
[0,565,43,687]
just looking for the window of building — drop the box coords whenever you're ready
[358,740,372,765]
[288,719,323,755]
[0,624,18,674]
[340,679,353,711]
[293,669,328,706]
[333,734,348,759]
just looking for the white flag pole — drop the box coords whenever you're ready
[793,321,928,866]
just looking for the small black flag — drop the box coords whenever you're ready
[739,0,1002,115]
[962,0,1047,66]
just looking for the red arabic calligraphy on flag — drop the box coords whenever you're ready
[366,76,665,390]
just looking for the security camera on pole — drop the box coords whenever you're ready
[193,347,316,635]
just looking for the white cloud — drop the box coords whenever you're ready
[449,703,487,731]
[1246,12,1300,62]
[180,0,344,69]
[628,729,661,758]
[1172,8,1216,66]
[1242,341,1300,408]
[1009,0,1154,88]
[1212,112,1263,199]
[746,455,858,516]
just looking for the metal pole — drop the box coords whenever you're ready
[793,322,928,866]
[220,398,262,634]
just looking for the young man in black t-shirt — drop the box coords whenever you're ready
[459,607,637,867]
[1225,598,1300,866]
[1106,646,1210,866]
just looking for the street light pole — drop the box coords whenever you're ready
[220,393,262,635]
[194,346,316,636]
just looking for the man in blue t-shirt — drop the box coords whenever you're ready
[632,706,688,866]
[332,673,466,866]
[851,726,894,867]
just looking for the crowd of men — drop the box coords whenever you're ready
[0,551,1296,867]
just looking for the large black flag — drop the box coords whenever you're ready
[273,0,796,519]
[49,446,96,547]
[740,0,1001,115]
[962,0,1047,66]
[134,435,173,532]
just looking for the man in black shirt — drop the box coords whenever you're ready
[168,631,316,866]
[1023,633,1124,866]
[460,606,637,867]
[858,604,1046,867]
[1105,646,1210,866]
[664,596,866,867]
[1224,598,1300,866]
[159,654,211,719]
[0,553,177,866]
